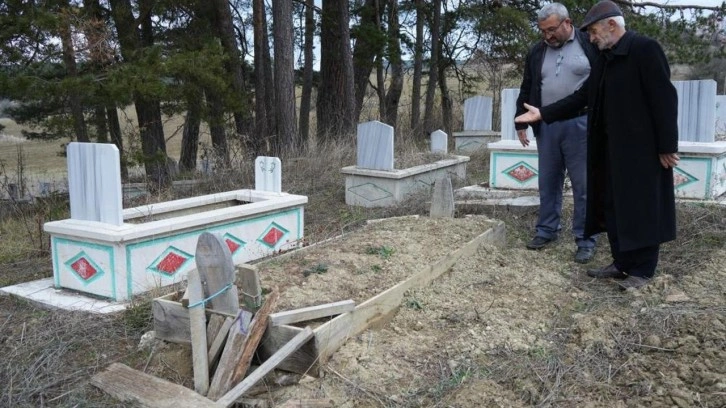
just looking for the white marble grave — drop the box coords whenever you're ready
[255,156,282,193]
[487,88,538,189]
[715,95,726,136]
[453,95,501,151]
[357,121,394,170]
[67,142,123,225]
[464,96,493,131]
[343,122,469,207]
[430,129,448,154]
[40,146,307,302]
[674,80,716,143]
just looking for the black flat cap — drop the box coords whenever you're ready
[579,0,623,31]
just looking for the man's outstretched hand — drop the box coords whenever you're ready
[515,103,542,124]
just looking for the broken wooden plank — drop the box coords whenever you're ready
[237,263,262,309]
[208,316,234,372]
[216,327,314,407]
[258,324,318,376]
[207,309,254,400]
[90,363,221,408]
[206,314,225,351]
[230,289,280,384]
[269,300,355,326]
[188,269,209,396]
[153,293,235,345]
[277,399,335,408]
[196,232,240,315]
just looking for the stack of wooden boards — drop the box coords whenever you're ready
[91,232,342,407]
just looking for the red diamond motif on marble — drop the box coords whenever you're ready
[263,227,284,246]
[157,252,187,275]
[508,165,536,182]
[226,239,241,253]
[673,172,688,187]
[71,258,97,280]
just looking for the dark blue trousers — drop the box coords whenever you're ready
[535,115,595,249]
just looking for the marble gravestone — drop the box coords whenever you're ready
[255,156,282,193]
[430,130,448,154]
[500,88,534,141]
[463,96,493,131]
[357,121,394,171]
[673,79,716,143]
[67,142,123,226]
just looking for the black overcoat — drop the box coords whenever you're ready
[540,31,678,252]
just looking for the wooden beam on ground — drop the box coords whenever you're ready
[206,309,253,400]
[216,327,314,407]
[269,300,355,326]
[188,269,209,396]
[208,316,234,372]
[276,398,335,408]
[90,363,221,408]
[237,263,262,309]
[230,289,280,384]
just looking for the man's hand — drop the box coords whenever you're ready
[659,153,680,169]
[517,129,530,147]
[515,103,542,124]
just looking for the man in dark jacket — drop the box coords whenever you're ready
[515,3,599,264]
[515,0,680,290]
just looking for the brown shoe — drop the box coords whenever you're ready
[618,276,650,290]
[586,263,627,279]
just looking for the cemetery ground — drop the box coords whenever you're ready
[0,142,725,407]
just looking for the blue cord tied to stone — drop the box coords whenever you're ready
[187,283,233,309]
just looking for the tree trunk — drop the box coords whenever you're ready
[382,0,403,129]
[83,0,113,143]
[422,0,441,139]
[438,62,452,135]
[317,0,355,142]
[352,0,383,123]
[410,0,424,135]
[206,90,230,167]
[58,2,89,142]
[253,0,270,155]
[273,0,297,155]
[298,0,315,146]
[211,0,248,148]
[180,96,201,173]
[93,107,108,142]
[106,105,127,180]
[109,0,170,187]
[376,57,386,122]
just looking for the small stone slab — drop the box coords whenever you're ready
[430,177,454,218]
[195,232,240,315]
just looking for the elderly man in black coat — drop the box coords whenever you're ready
[515,0,680,290]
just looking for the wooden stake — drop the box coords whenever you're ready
[187,269,209,396]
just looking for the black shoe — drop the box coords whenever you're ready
[618,276,650,290]
[574,247,595,264]
[586,263,627,279]
[526,235,558,250]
